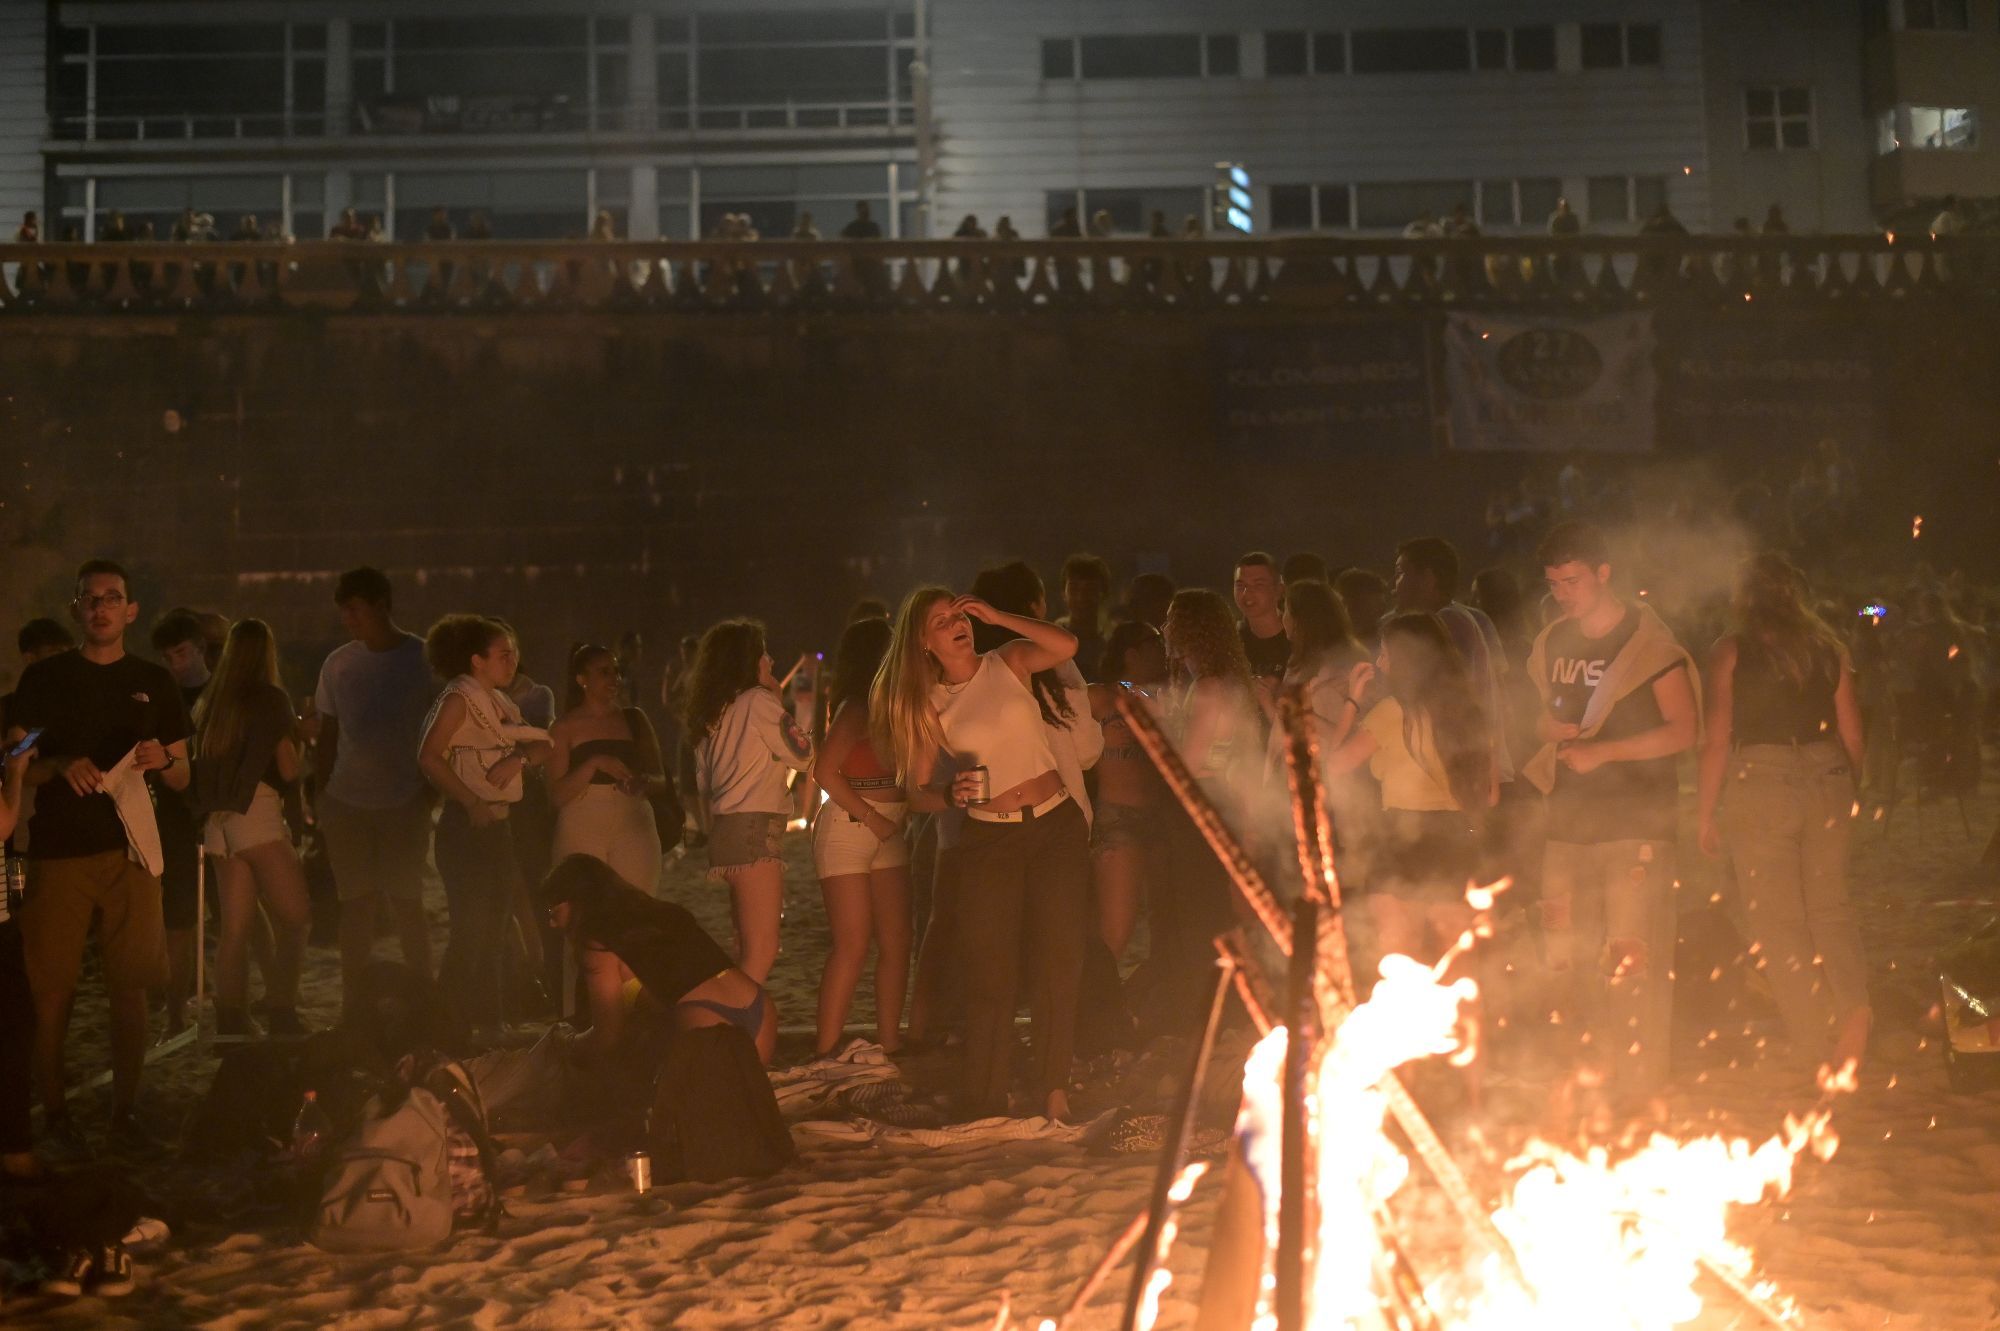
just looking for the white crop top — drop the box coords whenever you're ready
[931,653,1061,795]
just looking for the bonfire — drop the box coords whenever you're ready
[1014,684,1852,1331]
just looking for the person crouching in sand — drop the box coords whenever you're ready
[539,853,776,1064]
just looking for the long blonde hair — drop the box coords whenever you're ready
[870,587,954,781]
[193,618,282,760]
[1732,554,1842,686]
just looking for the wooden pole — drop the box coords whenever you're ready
[1274,895,1318,1331]
[1118,958,1235,1331]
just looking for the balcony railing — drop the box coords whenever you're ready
[1,234,1994,315]
[49,98,915,142]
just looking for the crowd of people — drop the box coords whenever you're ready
[0,514,1990,1288]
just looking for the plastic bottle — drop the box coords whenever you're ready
[291,1090,332,1164]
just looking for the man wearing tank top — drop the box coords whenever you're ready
[1525,522,1698,1095]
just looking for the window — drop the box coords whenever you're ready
[1901,0,1969,29]
[1046,187,1204,234]
[1078,34,1203,79]
[1475,29,1508,70]
[1745,87,1814,149]
[1478,179,1514,225]
[1252,183,1353,231]
[1518,178,1563,225]
[1265,31,1307,75]
[1351,28,1472,74]
[1581,24,1625,68]
[1634,176,1667,218]
[1582,21,1660,69]
[1205,34,1240,76]
[1911,105,1978,149]
[1271,184,1314,231]
[1264,30,1343,75]
[1587,176,1632,224]
[1880,105,1981,151]
[1041,37,1075,79]
[1355,180,1472,229]
[1512,26,1557,71]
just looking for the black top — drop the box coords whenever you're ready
[1543,609,1683,845]
[9,650,191,860]
[1239,625,1291,681]
[153,682,208,864]
[1732,636,1839,747]
[192,683,297,817]
[571,737,642,785]
[582,890,735,1003]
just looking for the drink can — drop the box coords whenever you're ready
[966,765,991,804]
[624,1150,652,1194]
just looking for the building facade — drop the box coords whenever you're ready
[0,0,1994,242]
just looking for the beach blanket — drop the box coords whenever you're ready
[769,1040,903,1120]
[791,1109,1115,1150]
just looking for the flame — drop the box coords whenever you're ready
[1912,515,1924,539]
[1233,949,1841,1330]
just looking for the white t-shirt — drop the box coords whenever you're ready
[698,687,813,817]
[314,634,435,809]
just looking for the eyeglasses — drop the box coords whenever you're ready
[74,593,128,611]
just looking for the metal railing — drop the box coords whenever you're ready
[1,234,1994,315]
[50,98,914,142]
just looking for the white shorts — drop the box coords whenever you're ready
[811,801,910,879]
[203,783,291,858]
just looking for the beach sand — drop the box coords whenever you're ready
[6,767,2000,1329]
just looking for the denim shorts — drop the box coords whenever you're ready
[707,812,786,874]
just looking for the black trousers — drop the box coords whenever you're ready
[947,800,1090,1118]
[0,920,32,1154]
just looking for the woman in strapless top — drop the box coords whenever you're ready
[548,644,667,896]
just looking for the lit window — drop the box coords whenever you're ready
[1909,105,1978,149]
[1745,86,1814,150]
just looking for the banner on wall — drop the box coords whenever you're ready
[1659,315,1877,450]
[1444,311,1656,452]
[1212,321,1434,452]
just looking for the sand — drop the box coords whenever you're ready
[5,766,1999,1329]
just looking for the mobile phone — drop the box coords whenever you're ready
[1858,603,1888,620]
[7,728,44,759]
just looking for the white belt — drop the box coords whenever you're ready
[965,789,1070,825]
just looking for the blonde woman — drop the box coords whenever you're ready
[191,618,312,1037]
[873,588,1085,1121]
[1697,555,1869,1070]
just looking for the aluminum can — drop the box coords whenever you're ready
[965,765,992,804]
[624,1150,652,1194]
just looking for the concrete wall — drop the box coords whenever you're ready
[1698,0,1875,231]
[0,301,1993,697]
[0,2,46,228]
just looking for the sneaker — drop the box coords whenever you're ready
[94,1244,134,1297]
[42,1247,93,1297]
[107,1110,169,1155]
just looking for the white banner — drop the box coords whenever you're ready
[1444,311,1655,452]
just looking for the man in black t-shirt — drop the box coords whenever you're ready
[1527,523,1697,1095]
[1233,551,1290,681]
[6,560,191,1151]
